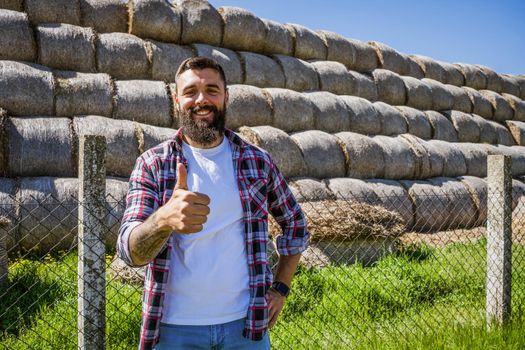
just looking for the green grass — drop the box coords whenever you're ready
[1,240,524,349]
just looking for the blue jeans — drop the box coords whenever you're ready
[154,318,271,350]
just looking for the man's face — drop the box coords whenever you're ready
[175,68,228,146]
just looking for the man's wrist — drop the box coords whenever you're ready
[271,281,290,297]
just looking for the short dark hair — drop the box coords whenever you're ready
[175,56,227,89]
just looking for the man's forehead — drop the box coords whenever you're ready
[177,68,223,85]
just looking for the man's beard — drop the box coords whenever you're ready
[178,104,226,146]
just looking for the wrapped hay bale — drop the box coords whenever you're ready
[25,0,80,25]
[518,77,525,100]
[366,179,414,227]
[239,52,285,88]
[18,177,79,253]
[37,23,95,72]
[0,9,35,61]
[477,65,504,92]
[454,63,488,90]
[0,109,7,176]
[402,76,433,110]
[286,23,327,60]
[479,90,514,122]
[346,70,378,101]
[502,93,525,122]
[0,61,54,116]
[473,114,498,144]
[410,55,448,83]
[424,110,458,142]
[399,134,435,179]
[400,179,448,232]
[129,0,181,43]
[310,60,354,95]
[506,120,525,145]
[368,41,410,76]
[324,178,380,204]
[96,33,151,79]
[288,177,333,202]
[80,0,128,33]
[179,0,222,46]
[114,80,171,127]
[74,115,139,177]
[427,177,478,229]
[454,142,489,177]
[55,71,113,118]
[404,54,425,79]
[459,176,487,226]
[440,61,465,86]
[494,123,516,146]
[226,85,272,130]
[306,91,350,133]
[0,0,22,11]
[338,96,381,135]
[373,101,408,136]
[372,135,416,179]
[490,145,525,176]
[335,131,385,178]
[104,177,129,247]
[7,116,74,177]
[512,180,525,211]
[150,41,194,82]
[273,55,319,91]
[0,178,17,254]
[318,30,357,68]
[192,44,242,84]
[501,74,521,97]
[372,69,407,106]
[396,106,432,140]
[442,110,480,143]
[139,123,175,151]
[238,126,307,178]
[264,88,314,132]
[262,19,293,56]
[426,139,467,177]
[345,38,379,72]
[219,7,266,52]
[447,84,473,113]
[291,130,346,179]
[421,78,454,111]
[463,86,494,120]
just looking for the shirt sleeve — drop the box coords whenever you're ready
[116,156,161,267]
[266,158,310,256]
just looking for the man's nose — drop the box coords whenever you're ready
[194,91,208,104]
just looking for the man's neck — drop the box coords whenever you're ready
[182,133,224,149]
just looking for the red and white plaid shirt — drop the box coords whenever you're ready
[117,129,309,350]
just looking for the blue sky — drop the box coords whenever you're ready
[209,0,525,76]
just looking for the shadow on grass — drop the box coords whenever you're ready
[394,243,434,263]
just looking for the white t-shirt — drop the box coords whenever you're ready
[161,137,250,325]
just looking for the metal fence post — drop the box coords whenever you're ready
[78,135,107,349]
[486,155,512,328]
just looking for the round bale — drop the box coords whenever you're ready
[139,123,175,151]
[238,126,307,178]
[402,76,433,110]
[441,110,480,143]
[479,90,514,122]
[463,86,494,120]
[421,78,454,111]
[346,70,378,101]
[338,96,381,135]
[129,0,181,43]
[318,30,357,68]
[178,0,222,46]
[7,116,74,177]
[0,1,22,11]
[219,7,266,52]
[324,178,380,204]
[0,9,35,61]
[104,177,129,247]
[0,61,54,116]
[396,106,432,139]
[226,85,272,130]
[0,110,7,176]
[0,177,17,253]
[494,122,516,146]
[372,135,417,179]
[25,0,81,25]
[425,139,467,177]
[473,113,498,144]
[500,74,521,97]
[410,55,448,83]
[96,33,151,79]
[262,19,293,56]
[286,23,327,60]
[502,93,525,122]
[366,179,414,228]
[74,115,139,177]
[345,38,379,72]
[55,71,113,117]
[424,110,458,142]
[477,65,504,92]
[454,142,489,177]
[240,51,285,88]
[288,177,333,202]
[399,134,434,179]
[335,131,385,179]
[518,77,525,100]
[80,0,128,33]
[506,120,525,146]
[291,130,346,179]
[447,84,473,113]
[150,41,194,82]
[264,88,314,132]
[307,91,350,133]
[458,176,487,226]
[273,54,319,92]
[114,80,171,127]
[310,60,354,96]
[491,145,525,176]
[373,102,408,136]
[372,69,407,106]
[404,54,425,79]
[454,63,488,90]
[440,61,465,86]
[192,44,242,84]
[368,41,410,76]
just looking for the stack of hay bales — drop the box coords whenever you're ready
[0,0,524,259]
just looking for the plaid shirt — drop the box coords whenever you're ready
[117,128,309,350]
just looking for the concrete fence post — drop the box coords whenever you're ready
[486,155,512,329]
[78,135,107,349]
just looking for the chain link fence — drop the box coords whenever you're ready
[0,174,524,348]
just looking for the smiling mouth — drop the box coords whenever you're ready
[191,105,215,118]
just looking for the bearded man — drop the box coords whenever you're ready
[117,57,309,350]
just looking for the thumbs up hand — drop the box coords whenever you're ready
[156,163,211,234]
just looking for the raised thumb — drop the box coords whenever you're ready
[174,163,188,190]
